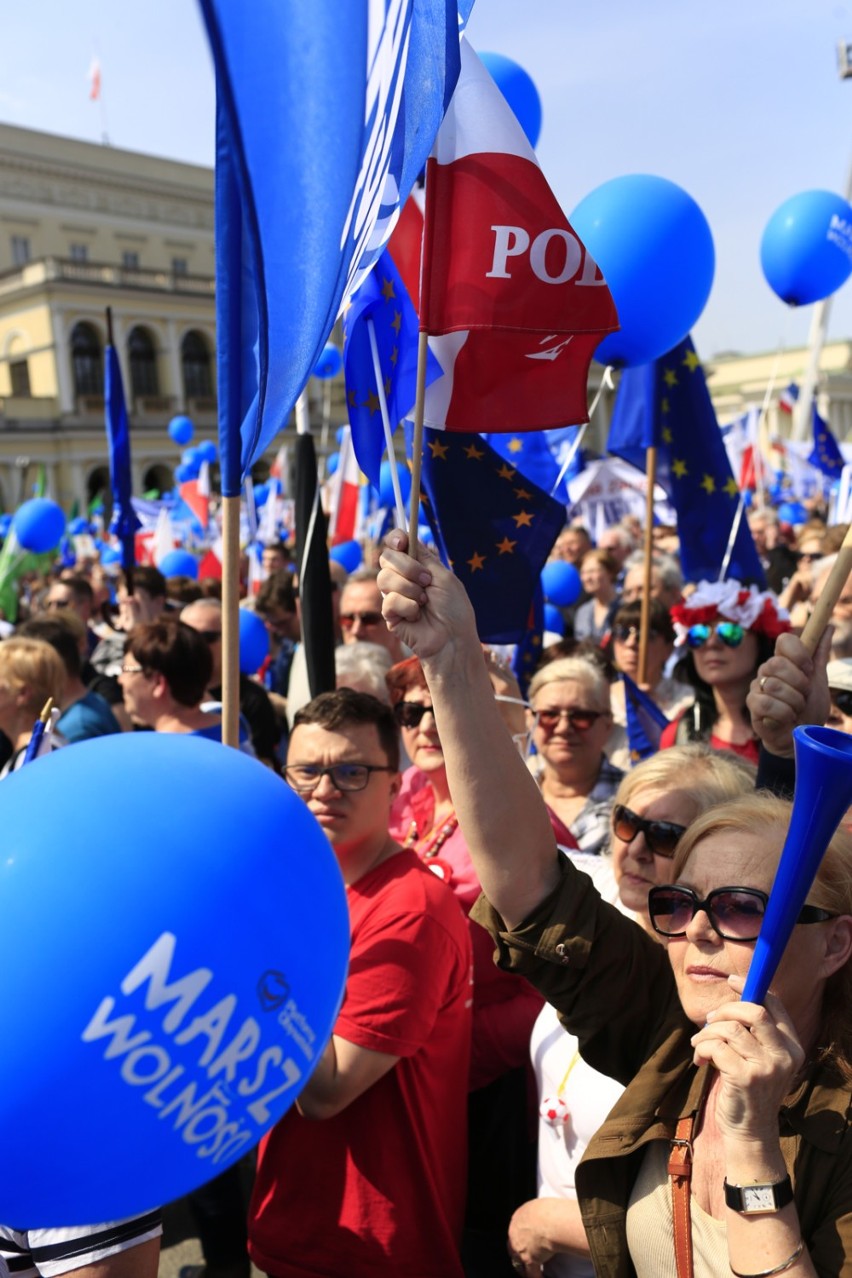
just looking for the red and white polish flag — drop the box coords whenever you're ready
[419,40,619,434]
[326,426,363,546]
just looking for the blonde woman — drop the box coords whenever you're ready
[0,637,66,776]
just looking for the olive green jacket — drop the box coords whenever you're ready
[471,855,852,1277]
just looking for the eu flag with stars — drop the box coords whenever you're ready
[622,673,669,764]
[809,404,845,480]
[407,425,565,646]
[343,250,442,487]
[607,337,765,586]
[199,0,462,495]
[483,427,584,504]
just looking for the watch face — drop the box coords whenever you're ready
[743,1186,776,1211]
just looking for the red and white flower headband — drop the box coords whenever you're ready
[670,580,790,643]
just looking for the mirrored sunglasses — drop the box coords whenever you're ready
[685,621,745,649]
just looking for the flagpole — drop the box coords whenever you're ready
[366,317,408,530]
[718,491,746,582]
[800,521,852,654]
[407,331,430,558]
[638,445,657,686]
[549,367,612,498]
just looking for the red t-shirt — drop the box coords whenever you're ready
[660,714,760,766]
[248,848,473,1278]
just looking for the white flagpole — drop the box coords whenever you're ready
[366,316,408,530]
[549,366,613,498]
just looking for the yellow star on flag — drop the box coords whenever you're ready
[723,477,739,497]
[700,473,716,494]
[683,348,701,373]
[380,277,395,302]
[507,437,524,454]
[463,442,484,461]
[661,426,673,444]
[513,510,534,528]
[496,536,517,555]
[384,376,391,397]
[363,389,380,415]
[497,463,516,481]
[663,368,678,388]
[347,389,357,408]
[672,458,689,479]
[661,397,670,415]
[428,439,449,460]
[389,345,399,367]
[513,486,532,500]
[390,310,402,334]
[467,551,486,573]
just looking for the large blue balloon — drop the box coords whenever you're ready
[570,175,715,367]
[329,540,363,573]
[0,734,348,1224]
[760,189,852,306]
[13,498,66,553]
[479,52,542,148]
[239,608,270,675]
[313,342,343,380]
[168,415,195,446]
[378,461,412,510]
[159,549,199,580]
[543,603,566,636]
[542,561,582,608]
[197,440,218,465]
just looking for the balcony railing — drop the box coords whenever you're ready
[0,257,215,298]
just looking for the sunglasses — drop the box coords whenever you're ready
[535,707,606,731]
[831,689,852,717]
[393,701,434,729]
[612,804,686,858]
[284,763,395,793]
[686,621,745,649]
[340,611,383,629]
[612,625,664,644]
[647,884,834,941]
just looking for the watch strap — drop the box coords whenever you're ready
[724,1175,794,1213]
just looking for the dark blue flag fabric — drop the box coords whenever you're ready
[199,0,462,496]
[343,251,442,486]
[606,337,765,586]
[622,672,669,764]
[483,427,584,504]
[408,425,565,645]
[809,403,845,479]
[104,344,140,572]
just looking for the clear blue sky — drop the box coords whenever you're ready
[3,1,851,360]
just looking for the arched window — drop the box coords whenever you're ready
[181,330,213,400]
[71,321,103,397]
[142,464,174,499]
[127,326,159,398]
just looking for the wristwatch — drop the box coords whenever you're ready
[724,1176,794,1214]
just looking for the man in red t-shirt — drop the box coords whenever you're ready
[248,689,472,1278]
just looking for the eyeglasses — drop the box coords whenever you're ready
[393,701,434,729]
[831,689,852,717]
[686,622,745,650]
[612,804,686,858]
[647,884,835,941]
[340,611,383,630]
[283,763,395,792]
[45,598,72,610]
[612,625,664,644]
[534,707,607,731]
[120,663,145,675]
[797,551,822,563]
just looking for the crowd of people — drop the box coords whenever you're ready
[3,496,852,1278]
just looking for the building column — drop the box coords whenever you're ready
[165,318,184,409]
[51,309,75,413]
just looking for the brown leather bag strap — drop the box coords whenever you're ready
[668,1112,696,1278]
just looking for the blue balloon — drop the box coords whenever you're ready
[326,451,340,476]
[329,540,363,573]
[760,189,852,307]
[197,440,218,465]
[13,498,66,553]
[543,603,566,636]
[336,426,348,445]
[570,175,715,367]
[313,342,343,380]
[253,482,270,507]
[0,733,348,1224]
[239,608,270,675]
[479,52,542,148]
[100,546,123,566]
[69,516,90,536]
[0,514,11,539]
[541,560,582,608]
[175,463,196,484]
[168,415,195,446]
[778,501,808,526]
[378,461,412,510]
[159,549,199,580]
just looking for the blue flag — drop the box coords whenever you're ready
[408,426,565,646]
[343,251,442,486]
[809,403,845,479]
[622,672,669,764]
[104,344,139,572]
[607,337,765,586]
[199,0,463,496]
[483,427,584,504]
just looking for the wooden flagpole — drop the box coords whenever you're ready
[637,445,657,686]
[407,332,430,559]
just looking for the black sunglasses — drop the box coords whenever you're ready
[340,611,383,628]
[535,707,606,731]
[612,804,686,858]
[393,701,435,729]
[647,884,835,942]
[831,689,852,717]
[283,763,395,793]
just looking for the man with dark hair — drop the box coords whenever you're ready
[339,568,405,661]
[17,615,120,743]
[248,688,472,1278]
[255,571,300,697]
